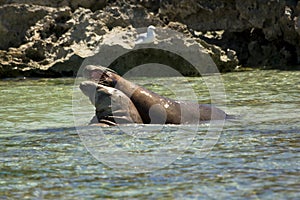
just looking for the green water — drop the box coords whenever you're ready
[0,71,299,199]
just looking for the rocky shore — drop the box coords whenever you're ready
[0,0,299,78]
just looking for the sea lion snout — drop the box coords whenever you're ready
[82,65,118,87]
[79,81,98,105]
[79,81,97,97]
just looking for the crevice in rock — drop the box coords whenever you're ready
[108,48,200,76]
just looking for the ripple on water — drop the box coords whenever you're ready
[0,72,299,199]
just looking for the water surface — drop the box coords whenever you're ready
[0,71,299,199]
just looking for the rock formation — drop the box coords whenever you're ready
[0,0,299,78]
[160,0,300,68]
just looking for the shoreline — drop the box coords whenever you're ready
[1,67,300,81]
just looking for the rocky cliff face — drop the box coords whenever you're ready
[0,0,299,78]
[160,0,300,67]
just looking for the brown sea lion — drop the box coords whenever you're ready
[80,81,143,125]
[82,65,229,124]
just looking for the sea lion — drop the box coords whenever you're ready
[80,81,143,125]
[82,65,229,124]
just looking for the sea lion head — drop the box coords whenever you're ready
[79,80,143,124]
[82,65,117,87]
[79,81,115,122]
[79,81,112,109]
[94,85,143,124]
[79,81,98,105]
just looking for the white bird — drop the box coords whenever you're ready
[135,25,156,44]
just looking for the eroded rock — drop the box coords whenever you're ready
[0,4,54,50]
[0,0,299,78]
[81,25,230,76]
[0,0,107,11]
[160,0,300,68]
